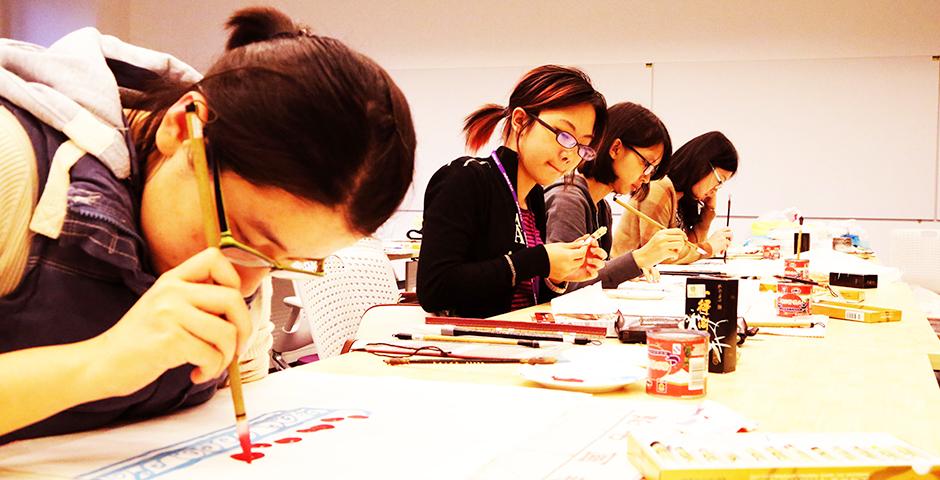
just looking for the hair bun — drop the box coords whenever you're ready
[225,6,297,51]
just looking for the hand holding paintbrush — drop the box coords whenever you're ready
[613,196,708,257]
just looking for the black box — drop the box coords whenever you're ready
[793,232,810,254]
[685,277,738,374]
[829,272,878,289]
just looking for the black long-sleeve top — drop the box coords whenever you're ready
[417,146,556,318]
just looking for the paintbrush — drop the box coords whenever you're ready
[613,196,708,255]
[384,356,556,365]
[723,195,731,264]
[185,103,252,455]
[796,216,804,260]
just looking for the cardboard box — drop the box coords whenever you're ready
[811,300,901,323]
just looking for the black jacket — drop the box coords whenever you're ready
[418,146,555,318]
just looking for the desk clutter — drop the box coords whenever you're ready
[628,432,940,480]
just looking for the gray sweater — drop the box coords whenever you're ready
[544,174,642,292]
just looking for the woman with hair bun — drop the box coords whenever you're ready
[0,6,415,441]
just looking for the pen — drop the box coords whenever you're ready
[441,326,593,345]
[394,332,540,348]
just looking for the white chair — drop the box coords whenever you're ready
[291,238,400,360]
[888,228,940,293]
[356,304,430,342]
[269,277,317,370]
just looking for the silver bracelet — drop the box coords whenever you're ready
[543,277,568,294]
[504,254,517,286]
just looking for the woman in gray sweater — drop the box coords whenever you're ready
[545,102,686,292]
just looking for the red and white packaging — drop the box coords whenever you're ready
[776,282,812,317]
[762,243,781,260]
[646,329,708,398]
[783,258,809,280]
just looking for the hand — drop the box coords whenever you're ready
[642,267,660,283]
[94,248,251,397]
[706,227,733,256]
[704,194,718,210]
[545,235,607,283]
[633,228,687,268]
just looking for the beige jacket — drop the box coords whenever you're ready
[611,176,715,265]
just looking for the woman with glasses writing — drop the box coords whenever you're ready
[612,131,738,264]
[418,65,607,318]
[544,102,687,291]
[0,7,415,442]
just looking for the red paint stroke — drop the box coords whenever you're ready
[231,451,265,463]
[298,424,335,433]
[551,376,584,383]
[347,415,369,419]
[320,417,345,422]
[251,443,273,448]
[274,437,303,444]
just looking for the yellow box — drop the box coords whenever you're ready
[811,300,901,323]
[627,431,940,480]
[832,287,866,302]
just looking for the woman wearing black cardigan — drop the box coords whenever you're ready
[418,65,608,318]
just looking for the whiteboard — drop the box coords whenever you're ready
[651,56,939,220]
[387,63,652,213]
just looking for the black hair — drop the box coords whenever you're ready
[463,65,607,154]
[579,102,672,201]
[667,131,738,231]
[126,6,416,235]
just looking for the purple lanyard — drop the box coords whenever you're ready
[491,151,538,303]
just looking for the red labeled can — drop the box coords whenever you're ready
[783,258,810,280]
[646,329,708,398]
[776,282,812,317]
[762,243,781,260]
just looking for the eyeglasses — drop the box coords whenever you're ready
[708,163,727,194]
[528,113,597,162]
[209,159,328,278]
[187,105,328,279]
[626,145,657,177]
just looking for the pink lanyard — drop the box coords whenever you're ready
[491,151,538,304]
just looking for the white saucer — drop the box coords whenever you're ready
[520,363,645,393]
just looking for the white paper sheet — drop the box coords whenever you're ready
[0,370,756,480]
[0,371,588,479]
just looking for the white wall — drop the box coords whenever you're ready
[5,0,940,267]
[120,0,940,71]
[5,0,127,46]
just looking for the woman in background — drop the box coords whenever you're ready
[418,65,608,318]
[612,131,737,264]
[545,102,686,291]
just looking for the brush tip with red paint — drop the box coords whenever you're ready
[237,419,252,454]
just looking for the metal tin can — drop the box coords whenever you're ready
[762,243,781,260]
[783,258,810,280]
[775,282,812,317]
[646,329,708,398]
[832,237,853,252]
